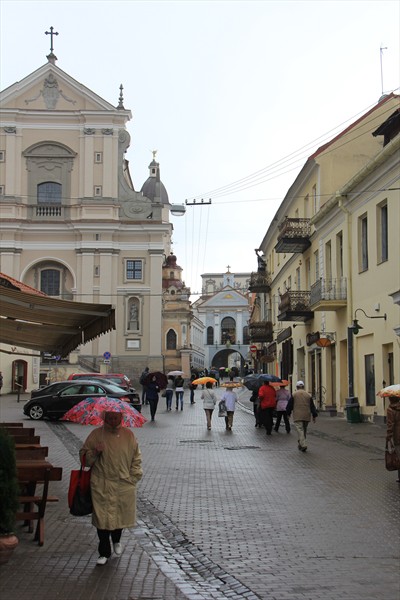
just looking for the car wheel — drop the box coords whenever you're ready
[28,404,44,420]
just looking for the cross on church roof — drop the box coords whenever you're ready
[226,265,231,272]
[45,26,59,54]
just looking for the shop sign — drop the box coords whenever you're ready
[306,331,320,346]
[277,327,292,344]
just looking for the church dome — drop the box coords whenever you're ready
[140,159,169,205]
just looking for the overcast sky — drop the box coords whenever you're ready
[1,1,399,296]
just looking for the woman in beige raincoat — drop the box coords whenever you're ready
[79,412,143,565]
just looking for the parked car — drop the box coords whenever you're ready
[24,379,141,421]
[68,372,134,392]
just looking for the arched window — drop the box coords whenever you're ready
[243,326,250,344]
[166,329,177,350]
[38,182,62,204]
[40,269,60,296]
[221,317,236,345]
[206,326,214,345]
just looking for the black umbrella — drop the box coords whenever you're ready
[143,371,168,389]
[243,373,282,391]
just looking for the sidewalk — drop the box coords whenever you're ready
[0,390,398,600]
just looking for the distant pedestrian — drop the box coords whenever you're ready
[274,381,291,433]
[174,375,185,410]
[286,381,318,452]
[189,373,197,404]
[79,411,142,566]
[250,388,262,427]
[146,375,160,421]
[139,367,149,405]
[165,377,174,411]
[0,371,3,395]
[221,387,237,431]
[201,381,217,430]
[258,381,277,435]
[386,395,400,482]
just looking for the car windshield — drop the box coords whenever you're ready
[104,383,128,394]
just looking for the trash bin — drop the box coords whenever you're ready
[345,402,361,423]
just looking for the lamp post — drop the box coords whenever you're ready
[346,308,387,417]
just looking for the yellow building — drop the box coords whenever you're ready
[250,95,400,421]
[0,53,182,390]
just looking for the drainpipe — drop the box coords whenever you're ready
[338,194,358,407]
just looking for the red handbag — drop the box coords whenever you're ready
[68,456,92,515]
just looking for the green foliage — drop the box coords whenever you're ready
[0,429,19,534]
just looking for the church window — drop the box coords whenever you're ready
[40,269,60,296]
[94,186,102,197]
[125,260,143,281]
[166,329,177,349]
[221,317,236,345]
[94,152,102,163]
[37,182,62,204]
[206,326,214,345]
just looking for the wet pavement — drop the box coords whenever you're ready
[0,389,399,600]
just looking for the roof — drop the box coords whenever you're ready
[141,177,169,204]
[0,273,115,357]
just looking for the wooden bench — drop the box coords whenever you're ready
[0,422,24,427]
[11,434,41,444]
[15,446,49,460]
[7,427,36,438]
[16,462,63,546]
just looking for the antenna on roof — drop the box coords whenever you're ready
[380,44,387,97]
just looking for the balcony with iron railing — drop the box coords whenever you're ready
[278,290,313,322]
[248,270,272,293]
[275,217,311,253]
[249,321,273,343]
[310,277,347,311]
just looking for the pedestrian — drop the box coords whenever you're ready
[386,395,400,483]
[258,381,277,435]
[274,381,291,433]
[201,381,217,430]
[189,373,197,404]
[139,367,149,405]
[146,375,160,421]
[165,376,174,411]
[250,388,262,427]
[221,387,237,431]
[174,374,185,410]
[79,411,142,566]
[0,371,3,395]
[286,381,318,452]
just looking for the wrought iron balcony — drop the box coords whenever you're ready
[310,277,347,311]
[249,321,273,343]
[275,217,311,253]
[278,291,313,322]
[248,271,272,293]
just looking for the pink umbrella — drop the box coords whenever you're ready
[61,396,147,427]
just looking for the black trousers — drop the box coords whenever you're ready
[148,398,159,420]
[274,410,291,432]
[97,528,122,558]
[260,408,274,434]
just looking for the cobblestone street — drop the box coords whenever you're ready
[1,390,399,600]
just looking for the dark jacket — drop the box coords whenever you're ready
[145,381,160,401]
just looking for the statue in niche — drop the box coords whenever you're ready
[128,302,139,330]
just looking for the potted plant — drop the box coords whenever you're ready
[0,428,19,564]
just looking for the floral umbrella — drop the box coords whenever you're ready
[220,382,243,388]
[271,379,290,387]
[377,384,400,398]
[61,397,147,427]
[192,377,217,385]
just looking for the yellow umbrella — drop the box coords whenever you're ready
[192,377,217,385]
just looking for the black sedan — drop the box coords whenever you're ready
[24,379,141,420]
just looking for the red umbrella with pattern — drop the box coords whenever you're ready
[61,396,147,427]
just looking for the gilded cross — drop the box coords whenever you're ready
[45,26,59,53]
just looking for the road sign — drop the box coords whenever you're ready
[250,345,257,352]
[103,351,111,360]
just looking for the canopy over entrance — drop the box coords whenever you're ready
[0,273,115,357]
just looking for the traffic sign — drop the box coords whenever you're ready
[250,345,257,352]
[103,351,111,360]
